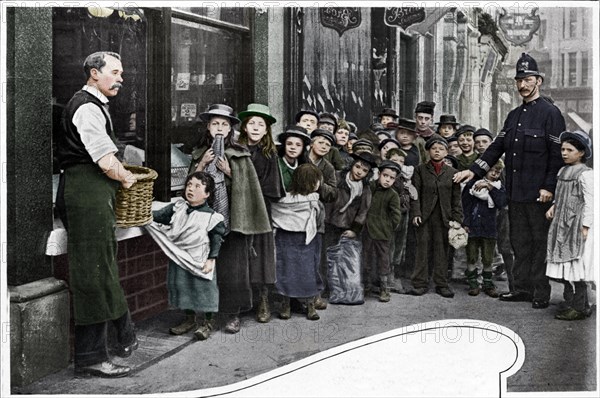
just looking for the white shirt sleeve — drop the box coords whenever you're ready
[72,103,118,163]
[580,169,594,227]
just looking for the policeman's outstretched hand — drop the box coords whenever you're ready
[453,170,475,184]
[538,189,553,203]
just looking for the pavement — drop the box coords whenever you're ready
[11,273,598,397]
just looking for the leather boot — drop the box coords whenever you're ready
[314,293,327,310]
[378,275,391,302]
[169,313,197,335]
[194,316,215,340]
[279,296,291,320]
[306,298,320,320]
[482,271,499,298]
[257,286,271,323]
[466,269,480,296]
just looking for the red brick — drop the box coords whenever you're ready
[152,266,168,286]
[126,254,155,276]
[132,300,169,323]
[136,285,168,309]
[126,295,137,312]
[121,272,154,296]
[154,251,170,268]
[116,240,128,261]
[126,235,160,258]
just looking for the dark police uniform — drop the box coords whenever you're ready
[470,96,565,302]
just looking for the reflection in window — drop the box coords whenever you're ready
[52,7,147,174]
[170,17,247,150]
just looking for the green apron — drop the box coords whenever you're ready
[64,164,128,325]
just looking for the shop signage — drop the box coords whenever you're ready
[319,7,361,36]
[498,7,541,46]
[384,7,426,30]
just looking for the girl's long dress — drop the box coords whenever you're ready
[546,168,595,283]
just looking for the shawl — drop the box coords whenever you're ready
[145,200,225,280]
[339,172,363,213]
[271,192,321,244]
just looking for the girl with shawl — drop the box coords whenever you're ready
[146,172,226,340]
[189,104,272,334]
[236,104,284,323]
[546,130,594,321]
[271,163,325,321]
[276,125,311,192]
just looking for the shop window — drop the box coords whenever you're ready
[169,9,252,192]
[568,52,577,86]
[581,51,589,86]
[52,7,147,177]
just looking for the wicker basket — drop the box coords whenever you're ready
[115,165,158,228]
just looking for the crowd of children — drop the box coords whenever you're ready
[145,100,594,342]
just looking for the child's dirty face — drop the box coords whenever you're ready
[284,137,305,160]
[389,154,405,167]
[561,141,585,165]
[396,130,415,146]
[486,167,502,182]
[380,115,395,126]
[244,116,268,145]
[428,142,448,162]
[438,124,456,138]
[185,177,210,207]
[378,168,397,189]
[447,141,462,156]
[458,134,474,153]
[335,128,350,146]
[310,136,332,157]
[297,115,318,133]
[474,135,492,154]
[208,116,232,139]
[380,141,399,159]
[350,161,370,181]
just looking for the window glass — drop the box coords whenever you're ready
[52,7,147,175]
[173,7,249,27]
[170,14,249,191]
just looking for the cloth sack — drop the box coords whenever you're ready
[448,220,468,249]
[327,237,364,304]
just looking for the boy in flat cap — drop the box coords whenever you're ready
[409,135,463,298]
[414,101,436,164]
[295,109,319,134]
[436,114,459,139]
[473,128,493,155]
[455,125,478,171]
[363,160,403,302]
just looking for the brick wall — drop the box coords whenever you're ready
[52,234,169,323]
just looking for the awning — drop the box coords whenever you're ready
[567,111,592,134]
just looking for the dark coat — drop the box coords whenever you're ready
[410,162,463,228]
[470,97,565,202]
[365,180,403,241]
[325,170,372,234]
[461,179,507,239]
[312,157,338,203]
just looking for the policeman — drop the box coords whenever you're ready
[453,53,565,309]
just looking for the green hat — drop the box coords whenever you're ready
[237,103,276,125]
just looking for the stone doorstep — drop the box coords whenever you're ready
[13,310,196,393]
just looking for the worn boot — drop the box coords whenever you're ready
[314,293,327,310]
[257,286,271,323]
[482,271,499,298]
[466,269,480,296]
[306,298,320,320]
[379,275,391,303]
[194,315,215,341]
[169,313,197,335]
[279,296,291,320]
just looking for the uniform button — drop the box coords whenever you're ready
[513,169,517,172]
[513,153,517,156]
[534,135,537,137]
[518,123,521,126]
[515,138,519,141]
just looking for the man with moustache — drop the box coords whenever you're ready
[56,51,138,377]
[453,53,565,309]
